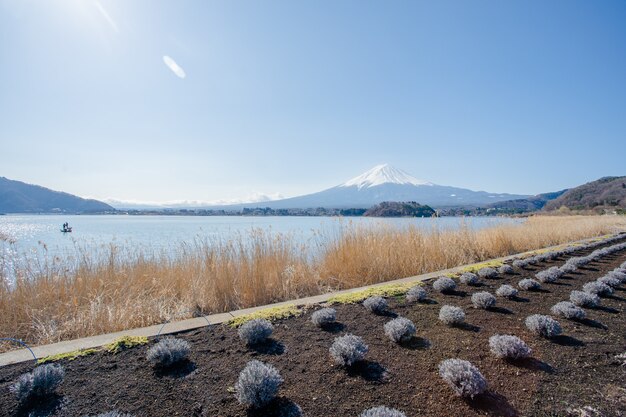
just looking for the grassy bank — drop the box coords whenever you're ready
[1,215,624,351]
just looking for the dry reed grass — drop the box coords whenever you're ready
[1,215,624,351]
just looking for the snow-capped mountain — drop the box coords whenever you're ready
[340,164,433,188]
[215,164,529,209]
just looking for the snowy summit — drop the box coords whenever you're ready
[340,164,433,189]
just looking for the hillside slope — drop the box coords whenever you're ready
[0,177,114,213]
[544,176,626,211]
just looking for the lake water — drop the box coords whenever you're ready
[0,215,521,267]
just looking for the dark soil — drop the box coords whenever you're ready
[1,242,626,417]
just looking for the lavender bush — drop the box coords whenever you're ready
[311,308,337,327]
[518,278,541,291]
[498,265,514,275]
[433,277,457,293]
[471,292,496,310]
[146,337,191,367]
[536,267,562,283]
[478,267,498,279]
[235,360,283,408]
[569,290,600,308]
[495,284,518,299]
[439,305,465,326]
[329,334,368,366]
[360,406,407,417]
[525,314,562,338]
[488,335,531,360]
[384,317,416,343]
[405,285,427,302]
[582,281,613,297]
[550,301,586,320]
[438,359,487,398]
[460,272,479,286]
[238,319,274,345]
[11,364,65,403]
[363,296,388,314]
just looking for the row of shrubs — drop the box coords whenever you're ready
[511,234,625,269]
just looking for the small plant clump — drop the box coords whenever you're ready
[559,263,578,274]
[477,267,498,279]
[433,277,457,293]
[439,305,465,326]
[11,364,65,403]
[518,278,541,291]
[405,285,427,302]
[384,317,416,343]
[536,267,563,283]
[607,270,626,283]
[238,318,274,345]
[512,259,529,268]
[471,292,496,310]
[525,314,562,338]
[488,335,531,360]
[569,290,600,308]
[597,275,621,288]
[550,301,586,320]
[495,284,518,299]
[93,412,135,417]
[582,281,614,297]
[234,360,283,408]
[146,337,191,367]
[498,264,514,275]
[438,359,487,398]
[329,334,368,366]
[311,308,337,327]
[460,272,479,286]
[363,296,388,314]
[360,406,407,417]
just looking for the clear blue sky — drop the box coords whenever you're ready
[1,0,625,204]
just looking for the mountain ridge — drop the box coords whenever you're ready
[0,177,114,213]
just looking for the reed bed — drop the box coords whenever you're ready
[0,215,624,351]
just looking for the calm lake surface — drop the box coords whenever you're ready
[0,215,521,265]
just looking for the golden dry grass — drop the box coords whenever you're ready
[1,215,624,351]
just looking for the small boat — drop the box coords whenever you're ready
[61,224,72,233]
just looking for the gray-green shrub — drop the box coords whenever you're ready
[439,305,465,326]
[329,334,368,366]
[311,308,337,327]
[405,285,427,302]
[478,267,498,279]
[496,284,518,299]
[438,359,487,398]
[498,265,514,275]
[471,292,496,309]
[518,278,541,291]
[550,301,586,320]
[10,364,65,403]
[569,290,600,307]
[146,337,191,367]
[238,318,273,345]
[235,360,283,408]
[536,267,562,283]
[582,281,613,297]
[363,296,388,314]
[384,317,416,343]
[360,406,407,417]
[460,272,479,286]
[433,277,457,293]
[488,335,531,360]
[525,314,562,338]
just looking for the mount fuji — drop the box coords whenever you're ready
[216,164,529,209]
